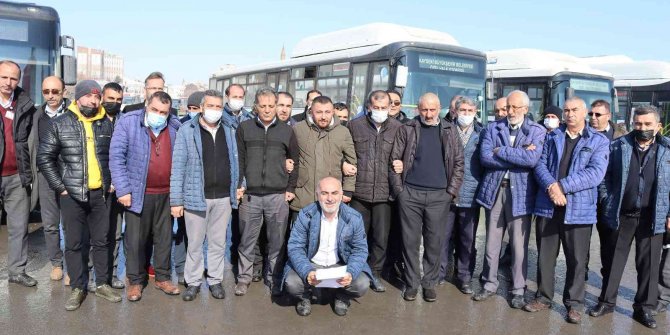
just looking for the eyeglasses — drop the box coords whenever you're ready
[506,105,527,111]
[42,89,62,95]
[391,101,401,106]
[146,87,165,91]
[588,112,608,118]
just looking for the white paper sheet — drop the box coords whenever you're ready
[315,266,347,288]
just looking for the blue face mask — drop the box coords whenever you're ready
[188,111,199,119]
[146,111,167,132]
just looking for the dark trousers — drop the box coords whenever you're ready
[106,192,124,279]
[384,201,404,279]
[252,224,267,278]
[38,172,63,267]
[284,263,369,301]
[173,216,188,275]
[350,198,392,276]
[398,186,450,290]
[586,204,615,282]
[535,209,593,310]
[659,239,670,308]
[124,193,172,284]
[60,189,110,290]
[599,215,663,312]
[440,205,480,284]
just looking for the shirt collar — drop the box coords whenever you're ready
[508,120,522,130]
[0,91,15,109]
[565,127,585,139]
[45,100,65,118]
[320,210,339,224]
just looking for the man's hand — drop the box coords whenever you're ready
[236,187,245,201]
[118,194,131,207]
[548,182,567,207]
[525,144,536,151]
[392,160,403,174]
[337,272,353,287]
[109,184,116,193]
[666,217,670,231]
[171,206,184,218]
[60,190,68,196]
[306,271,320,286]
[285,159,295,173]
[342,195,352,203]
[493,147,500,155]
[342,161,357,176]
[285,192,295,202]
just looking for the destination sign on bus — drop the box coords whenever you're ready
[569,78,610,93]
[418,54,479,74]
[0,19,29,42]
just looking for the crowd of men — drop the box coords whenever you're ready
[2,58,670,328]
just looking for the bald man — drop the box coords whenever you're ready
[494,97,508,120]
[283,176,372,317]
[36,75,69,282]
[390,93,464,302]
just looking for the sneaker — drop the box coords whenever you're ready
[155,280,180,295]
[423,288,437,302]
[252,274,262,282]
[510,295,525,309]
[95,284,122,303]
[403,288,418,301]
[458,283,474,295]
[111,277,125,289]
[65,288,86,311]
[472,289,495,302]
[235,283,249,296]
[296,299,312,316]
[50,266,64,281]
[333,298,350,316]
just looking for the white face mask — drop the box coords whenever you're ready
[543,117,560,130]
[228,99,245,112]
[202,109,223,124]
[458,114,475,127]
[370,110,389,123]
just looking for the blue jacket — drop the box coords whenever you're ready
[109,110,181,214]
[455,123,484,208]
[281,202,373,289]
[170,114,238,211]
[599,134,670,234]
[222,104,252,209]
[533,125,610,224]
[476,117,546,216]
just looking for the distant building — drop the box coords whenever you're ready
[77,46,124,82]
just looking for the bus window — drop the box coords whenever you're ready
[216,80,224,94]
[317,77,349,104]
[305,66,317,79]
[232,75,246,85]
[350,63,368,114]
[528,85,545,120]
[292,68,304,80]
[267,73,278,89]
[278,72,288,92]
[371,61,389,92]
[248,72,266,85]
[245,84,262,107]
[289,80,315,108]
[502,85,519,97]
[318,65,333,77]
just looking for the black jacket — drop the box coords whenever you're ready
[1,87,35,188]
[391,111,409,124]
[236,117,299,195]
[37,109,113,202]
[389,117,465,201]
[348,115,402,203]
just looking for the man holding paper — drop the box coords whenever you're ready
[282,177,372,317]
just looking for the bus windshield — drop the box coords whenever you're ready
[0,16,59,106]
[402,50,486,119]
[554,76,617,122]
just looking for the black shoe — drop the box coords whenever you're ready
[209,283,225,299]
[403,288,418,301]
[458,283,473,295]
[8,273,37,287]
[333,298,350,316]
[438,279,447,286]
[633,309,657,329]
[588,303,614,317]
[370,278,386,293]
[296,299,311,316]
[423,288,437,302]
[510,295,525,309]
[111,277,125,289]
[252,273,262,282]
[473,289,495,301]
[182,285,200,301]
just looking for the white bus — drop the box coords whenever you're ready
[486,49,617,122]
[583,55,670,126]
[209,23,488,120]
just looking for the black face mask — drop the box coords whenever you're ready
[102,102,121,116]
[633,129,655,142]
[79,106,98,118]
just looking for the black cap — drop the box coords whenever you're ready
[543,105,562,120]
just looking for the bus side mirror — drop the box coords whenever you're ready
[565,87,575,99]
[395,65,408,88]
[61,55,77,85]
[61,35,75,50]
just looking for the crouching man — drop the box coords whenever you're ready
[282,177,372,316]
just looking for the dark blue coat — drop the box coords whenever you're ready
[533,125,610,224]
[599,134,670,234]
[454,123,484,208]
[476,117,546,216]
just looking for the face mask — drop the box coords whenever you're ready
[202,109,223,124]
[370,110,388,123]
[228,99,244,112]
[79,106,98,118]
[102,102,121,116]
[543,117,560,130]
[146,111,167,130]
[633,129,655,142]
[458,114,475,127]
[188,111,199,119]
